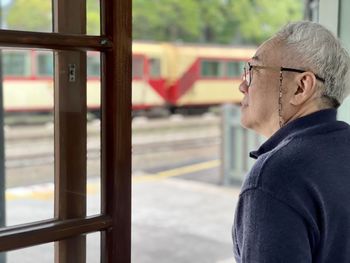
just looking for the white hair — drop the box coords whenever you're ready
[275,21,350,107]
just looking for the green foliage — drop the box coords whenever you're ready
[4,0,303,45]
[133,0,202,42]
[133,0,303,45]
[87,0,100,35]
[228,0,303,44]
[6,0,52,32]
[197,0,227,42]
[5,0,100,34]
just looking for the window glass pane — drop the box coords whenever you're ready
[87,53,100,77]
[201,60,224,77]
[5,242,54,263]
[2,51,31,77]
[227,61,244,77]
[37,53,53,77]
[87,0,100,35]
[86,232,101,263]
[1,234,100,262]
[87,54,101,216]
[0,49,54,228]
[87,118,101,216]
[1,0,52,32]
[132,56,144,78]
[149,58,161,77]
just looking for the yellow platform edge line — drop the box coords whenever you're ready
[133,159,220,183]
[6,184,99,201]
[5,159,221,200]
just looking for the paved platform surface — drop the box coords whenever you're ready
[132,175,241,263]
[4,161,242,262]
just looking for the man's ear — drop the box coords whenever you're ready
[289,72,317,106]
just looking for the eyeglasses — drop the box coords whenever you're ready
[242,62,325,87]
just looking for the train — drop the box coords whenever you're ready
[1,42,256,115]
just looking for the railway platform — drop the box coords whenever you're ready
[3,116,241,262]
[5,161,241,263]
[132,172,241,263]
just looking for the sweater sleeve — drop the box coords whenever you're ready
[233,188,313,263]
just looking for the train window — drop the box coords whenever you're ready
[2,51,30,77]
[87,54,100,77]
[132,56,144,78]
[201,60,224,77]
[37,53,54,76]
[227,61,245,77]
[149,58,161,77]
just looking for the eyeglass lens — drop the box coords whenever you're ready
[243,63,251,86]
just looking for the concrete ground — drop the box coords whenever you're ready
[5,163,242,263]
[132,175,241,263]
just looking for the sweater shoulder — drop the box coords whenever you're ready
[242,124,350,197]
[240,136,294,194]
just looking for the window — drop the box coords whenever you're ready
[227,61,245,78]
[132,56,144,78]
[0,0,131,262]
[201,60,224,77]
[87,54,100,77]
[2,51,30,76]
[37,52,54,76]
[201,59,245,78]
[149,58,161,77]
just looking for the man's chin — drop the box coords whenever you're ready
[240,114,250,129]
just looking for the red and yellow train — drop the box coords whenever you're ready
[1,42,255,114]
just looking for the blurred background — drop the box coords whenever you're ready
[0,0,331,262]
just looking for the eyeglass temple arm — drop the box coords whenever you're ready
[281,67,325,83]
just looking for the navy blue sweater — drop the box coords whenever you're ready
[233,109,350,263]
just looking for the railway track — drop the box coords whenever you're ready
[4,116,221,169]
[6,135,220,168]
[4,116,222,188]
[5,115,220,142]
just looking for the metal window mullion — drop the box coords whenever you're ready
[53,0,87,263]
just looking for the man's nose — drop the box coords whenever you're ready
[239,80,248,94]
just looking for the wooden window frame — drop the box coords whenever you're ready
[0,0,131,262]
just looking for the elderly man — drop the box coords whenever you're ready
[233,21,350,262]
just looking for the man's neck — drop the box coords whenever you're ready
[264,104,331,138]
[285,104,331,127]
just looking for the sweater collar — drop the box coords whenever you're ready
[249,108,337,159]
